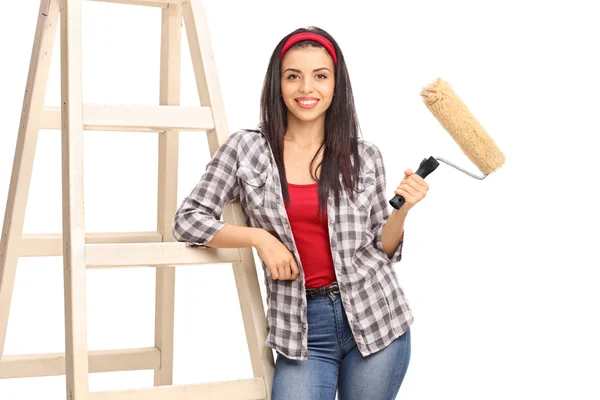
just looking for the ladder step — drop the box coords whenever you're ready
[85,242,241,268]
[20,231,162,257]
[0,347,159,379]
[88,0,181,8]
[40,104,214,132]
[89,378,267,400]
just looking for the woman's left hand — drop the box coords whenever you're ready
[393,168,429,212]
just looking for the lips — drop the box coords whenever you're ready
[295,98,319,110]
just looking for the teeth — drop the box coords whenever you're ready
[299,100,317,105]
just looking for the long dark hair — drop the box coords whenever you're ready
[258,26,362,218]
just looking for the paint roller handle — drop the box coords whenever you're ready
[389,156,439,210]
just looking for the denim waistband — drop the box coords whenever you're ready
[305,281,340,298]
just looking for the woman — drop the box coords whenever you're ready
[172,26,429,400]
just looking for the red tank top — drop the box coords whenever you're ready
[284,182,336,289]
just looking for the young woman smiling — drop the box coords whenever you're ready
[172,26,429,400]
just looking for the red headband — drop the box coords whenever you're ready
[280,32,338,68]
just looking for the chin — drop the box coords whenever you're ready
[293,114,325,123]
[292,108,327,122]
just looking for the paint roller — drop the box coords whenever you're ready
[389,78,506,210]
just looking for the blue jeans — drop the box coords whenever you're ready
[271,290,411,400]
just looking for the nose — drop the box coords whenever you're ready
[300,77,314,93]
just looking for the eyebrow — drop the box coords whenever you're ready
[283,67,331,74]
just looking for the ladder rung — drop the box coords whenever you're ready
[88,0,181,7]
[40,104,214,132]
[89,378,267,400]
[0,347,159,379]
[20,232,162,257]
[85,242,242,268]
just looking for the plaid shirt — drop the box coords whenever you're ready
[172,128,414,360]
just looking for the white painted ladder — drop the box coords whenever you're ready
[0,1,274,398]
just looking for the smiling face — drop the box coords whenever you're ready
[280,46,336,124]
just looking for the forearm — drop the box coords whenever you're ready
[381,208,408,258]
[203,223,267,249]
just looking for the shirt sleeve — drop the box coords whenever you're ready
[172,131,242,248]
[368,143,404,263]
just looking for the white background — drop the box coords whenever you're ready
[1,1,599,399]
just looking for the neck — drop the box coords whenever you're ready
[284,114,325,147]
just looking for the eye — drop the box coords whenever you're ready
[287,74,299,80]
[316,74,328,79]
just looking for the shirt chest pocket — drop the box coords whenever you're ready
[349,174,377,212]
[236,164,269,209]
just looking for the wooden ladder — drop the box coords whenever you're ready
[0,0,274,398]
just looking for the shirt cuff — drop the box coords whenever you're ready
[181,219,227,249]
[373,220,404,263]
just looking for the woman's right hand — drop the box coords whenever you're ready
[253,230,300,280]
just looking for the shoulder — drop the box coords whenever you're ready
[236,128,269,148]
[220,128,268,153]
[230,128,273,168]
[357,139,383,171]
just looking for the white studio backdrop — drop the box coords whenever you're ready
[1,1,599,399]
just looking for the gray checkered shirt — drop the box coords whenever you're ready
[172,129,414,360]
